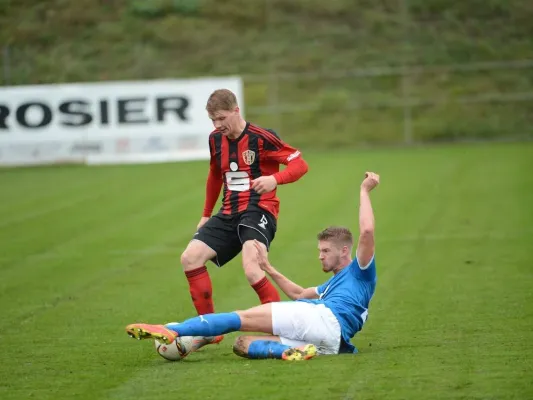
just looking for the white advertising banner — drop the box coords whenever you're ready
[0,77,243,166]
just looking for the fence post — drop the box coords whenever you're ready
[2,45,11,86]
[400,0,413,144]
[264,0,281,131]
[401,69,413,145]
[268,66,281,132]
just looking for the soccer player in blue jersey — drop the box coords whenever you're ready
[126,172,380,360]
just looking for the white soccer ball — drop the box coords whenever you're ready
[155,336,194,361]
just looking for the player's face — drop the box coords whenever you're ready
[318,240,343,272]
[209,108,240,136]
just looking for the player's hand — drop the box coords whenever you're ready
[197,217,210,229]
[251,176,277,194]
[253,240,272,272]
[361,172,380,192]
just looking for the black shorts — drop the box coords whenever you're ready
[194,210,277,267]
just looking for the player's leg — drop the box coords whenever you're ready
[232,335,316,360]
[180,240,216,315]
[128,301,310,340]
[271,301,341,357]
[238,211,280,304]
[126,303,318,359]
[233,335,287,359]
[181,214,242,315]
[126,303,276,344]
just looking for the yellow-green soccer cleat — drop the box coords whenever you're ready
[281,344,318,361]
[125,323,178,344]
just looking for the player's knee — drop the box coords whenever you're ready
[181,240,217,271]
[180,248,203,271]
[232,336,250,358]
[235,309,252,326]
[241,241,265,284]
[180,250,192,269]
[243,262,264,285]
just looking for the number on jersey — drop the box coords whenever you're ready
[225,171,250,191]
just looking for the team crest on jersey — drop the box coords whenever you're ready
[242,150,256,165]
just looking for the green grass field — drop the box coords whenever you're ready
[0,142,532,399]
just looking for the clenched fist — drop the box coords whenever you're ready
[361,172,380,192]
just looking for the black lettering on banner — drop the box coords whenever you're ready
[118,97,149,124]
[99,100,109,125]
[59,100,92,127]
[0,105,9,129]
[16,102,52,128]
[0,93,192,131]
[156,96,189,122]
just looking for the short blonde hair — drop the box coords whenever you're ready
[206,89,238,114]
[317,226,354,247]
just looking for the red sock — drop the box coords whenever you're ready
[252,276,281,304]
[185,266,214,315]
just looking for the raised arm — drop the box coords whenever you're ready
[253,240,318,300]
[357,172,380,267]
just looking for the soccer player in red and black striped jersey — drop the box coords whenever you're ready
[181,89,309,321]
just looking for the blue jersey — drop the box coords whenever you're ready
[298,256,377,353]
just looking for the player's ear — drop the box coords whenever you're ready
[342,245,350,256]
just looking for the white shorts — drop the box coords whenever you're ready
[271,301,341,355]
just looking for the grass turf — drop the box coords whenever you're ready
[0,142,532,399]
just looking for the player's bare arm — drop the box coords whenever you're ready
[357,172,379,267]
[253,240,318,300]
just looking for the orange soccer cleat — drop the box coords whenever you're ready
[126,323,178,344]
[205,335,225,345]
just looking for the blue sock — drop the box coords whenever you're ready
[247,340,291,359]
[165,313,241,337]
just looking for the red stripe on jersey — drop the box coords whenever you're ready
[220,137,232,214]
[237,135,251,213]
[254,138,281,219]
[247,124,284,149]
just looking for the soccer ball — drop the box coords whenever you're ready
[155,336,194,361]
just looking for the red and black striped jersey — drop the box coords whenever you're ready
[203,122,308,220]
